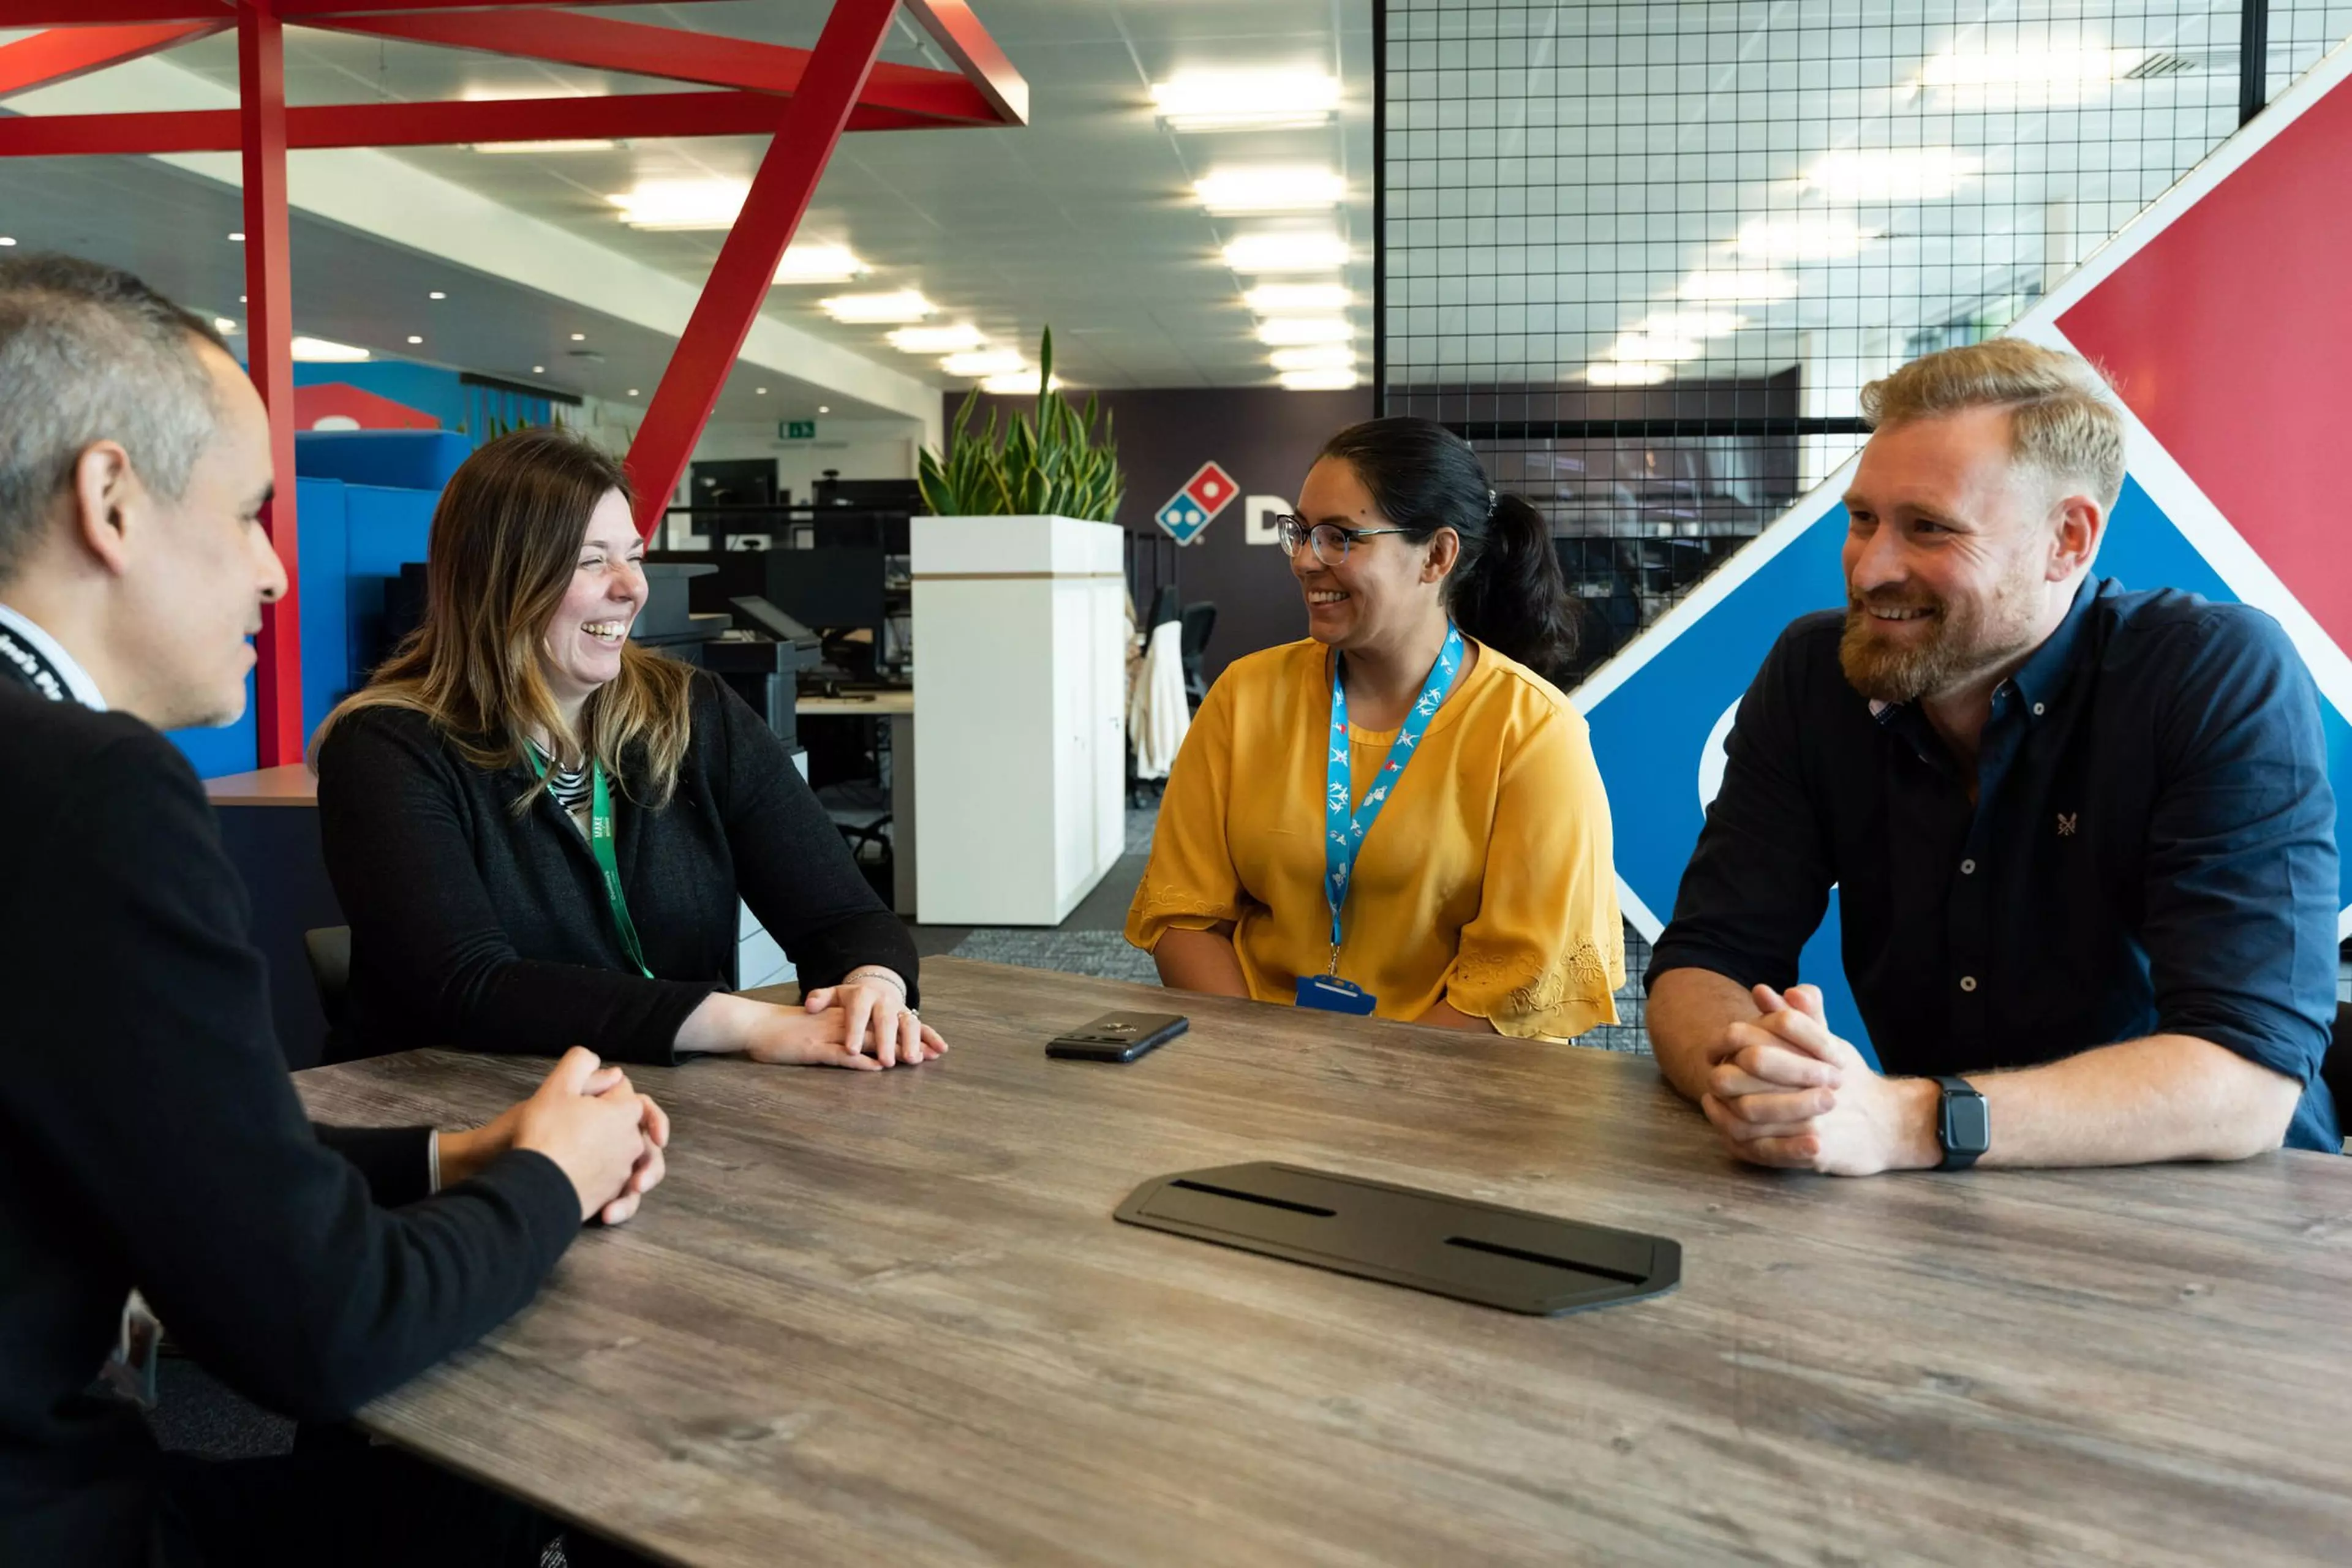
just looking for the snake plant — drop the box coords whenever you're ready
[918,328,1125,522]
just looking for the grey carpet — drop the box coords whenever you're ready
[148,1357,295,1460]
[948,927,1162,984]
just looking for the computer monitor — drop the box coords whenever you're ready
[764,545,887,641]
[812,475,923,552]
[647,545,890,681]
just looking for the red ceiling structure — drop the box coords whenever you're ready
[0,1,1027,766]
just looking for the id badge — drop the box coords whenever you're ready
[1295,974,1378,1015]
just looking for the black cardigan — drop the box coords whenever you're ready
[317,669,919,1066]
[0,683,581,1568]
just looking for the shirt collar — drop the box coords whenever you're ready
[1866,576,2101,728]
[0,602,108,711]
[2007,575,2103,714]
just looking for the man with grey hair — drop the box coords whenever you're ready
[0,251,667,1566]
[1646,337,2339,1175]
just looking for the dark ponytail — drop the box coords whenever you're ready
[1317,416,1580,684]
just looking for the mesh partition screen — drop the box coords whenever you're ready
[1376,1,2351,1049]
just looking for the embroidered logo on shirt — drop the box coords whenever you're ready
[2057,812,2079,837]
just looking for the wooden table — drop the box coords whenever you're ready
[293,960,2352,1566]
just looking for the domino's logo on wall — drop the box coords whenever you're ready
[1155,461,1239,546]
[1574,35,2352,1057]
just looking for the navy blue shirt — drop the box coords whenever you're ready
[1648,578,2340,1152]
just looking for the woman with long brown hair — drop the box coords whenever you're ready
[314,427,941,1071]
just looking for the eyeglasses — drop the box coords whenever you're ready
[1275,516,1412,567]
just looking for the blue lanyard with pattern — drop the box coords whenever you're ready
[1321,622,1464,971]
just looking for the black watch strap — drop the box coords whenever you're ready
[1933,1074,1989,1171]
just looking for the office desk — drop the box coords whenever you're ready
[797,688,914,916]
[203,763,320,806]
[205,766,336,1063]
[293,960,2352,1567]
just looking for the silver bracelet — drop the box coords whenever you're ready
[844,967,907,996]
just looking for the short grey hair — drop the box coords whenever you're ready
[0,254,230,584]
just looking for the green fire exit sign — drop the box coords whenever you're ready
[781,420,818,440]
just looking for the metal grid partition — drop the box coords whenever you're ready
[1376,0,2351,1049]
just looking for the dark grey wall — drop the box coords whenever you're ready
[956,386,1373,684]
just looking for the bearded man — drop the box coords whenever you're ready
[1645,338,2340,1174]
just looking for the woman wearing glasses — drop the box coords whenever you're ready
[1125,416,1624,1038]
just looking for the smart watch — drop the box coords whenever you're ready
[1933,1075,1989,1171]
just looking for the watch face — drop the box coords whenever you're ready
[1945,1093,1992,1155]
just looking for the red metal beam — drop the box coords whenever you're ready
[276,0,755,12]
[0,91,947,157]
[0,4,233,21]
[311,9,1005,126]
[0,22,224,97]
[625,0,899,538]
[0,1,751,18]
[239,4,303,769]
[902,0,1028,127]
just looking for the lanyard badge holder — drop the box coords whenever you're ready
[527,747,656,979]
[1296,624,1464,1016]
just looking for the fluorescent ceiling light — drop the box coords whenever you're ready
[1268,343,1357,372]
[607,179,746,230]
[982,371,1062,394]
[1151,71,1341,132]
[1245,282,1351,314]
[1732,216,1877,260]
[820,290,933,324]
[1256,316,1354,346]
[1679,270,1800,303]
[1223,233,1350,273]
[943,349,1028,377]
[213,317,239,335]
[1607,333,1703,363]
[1585,363,1672,386]
[1799,148,1981,202]
[461,84,605,102]
[472,139,619,154]
[1278,368,1359,391]
[291,336,370,363]
[1194,167,1345,214]
[774,243,867,284]
[1638,310,1746,338]
[886,323,984,353]
[1918,47,2143,91]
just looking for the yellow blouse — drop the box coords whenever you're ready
[1126,636,1624,1039]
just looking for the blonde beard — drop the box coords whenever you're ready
[1839,575,2044,705]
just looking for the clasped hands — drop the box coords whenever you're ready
[1700,984,1940,1176]
[439,1047,669,1224]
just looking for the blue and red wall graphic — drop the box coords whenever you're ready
[1578,39,2352,1054]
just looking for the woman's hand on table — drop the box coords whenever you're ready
[676,987,944,1069]
[802,968,949,1068]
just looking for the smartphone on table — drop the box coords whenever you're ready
[1046,1011,1188,1063]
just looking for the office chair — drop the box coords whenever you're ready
[1179,600,1217,709]
[304,925,352,1031]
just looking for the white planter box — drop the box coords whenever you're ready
[912,515,1127,926]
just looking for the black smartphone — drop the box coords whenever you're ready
[1046,1011,1188,1063]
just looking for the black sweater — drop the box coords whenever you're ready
[0,684,582,1568]
[317,670,919,1066]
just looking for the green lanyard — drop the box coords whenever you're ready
[527,746,654,979]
